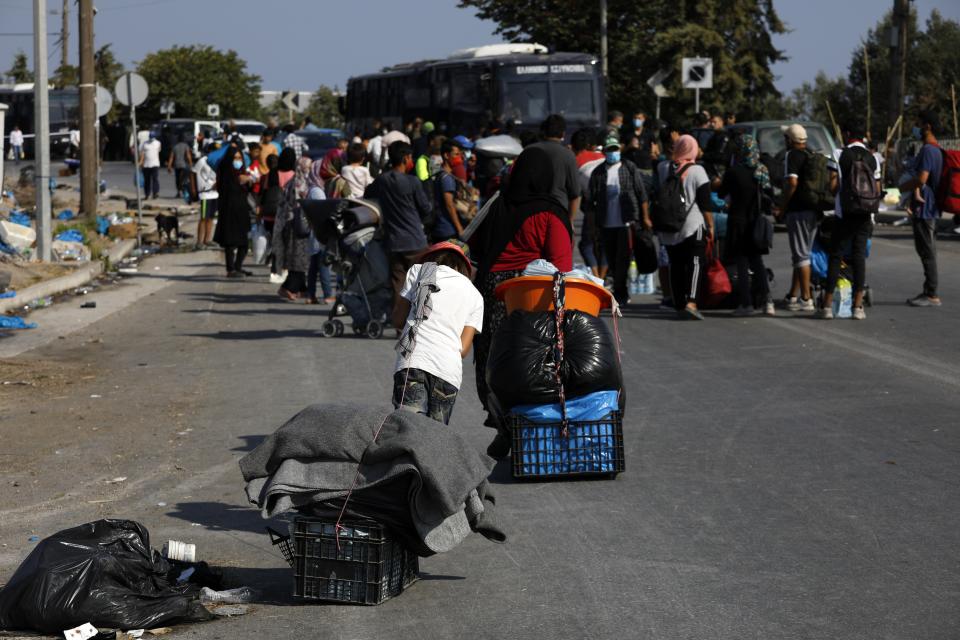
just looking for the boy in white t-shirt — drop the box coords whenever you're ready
[392,240,483,424]
[340,143,375,197]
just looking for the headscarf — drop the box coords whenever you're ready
[307,157,325,192]
[277,147,296,172]
[733,133,770,190]
[295,156,313,199]
[671,134,699,165]
[215,144,244,195]
[474,145,573,279]
[319,148,344,182]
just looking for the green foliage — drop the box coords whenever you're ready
[6,50,33,83]
[52,63,78,89]
[458,0,786,124]
[94,45,126,123]
[135,45,261,122]
[788,9,960,140]
[303,86,345,130]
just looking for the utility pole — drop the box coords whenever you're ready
[600,0,608,102]
[78,0,96,217]
[33,0,52,261]
[59,0,68,72]
[888,0,909,141]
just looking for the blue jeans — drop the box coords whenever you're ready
[307,251,333,299]
[392,368,458,425]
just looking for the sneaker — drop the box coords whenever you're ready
[852,306,866,320]
[269,272,285,284]
[790,298,815,312]
[907,294,942,307]
[733,305,754,317]
[764,302,776,317]
[814,307,834,320]
[782,295,798,308]
[684,306,705,321]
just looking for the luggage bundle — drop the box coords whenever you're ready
[487,272,625,479]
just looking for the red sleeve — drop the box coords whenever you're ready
[543,213,573,272]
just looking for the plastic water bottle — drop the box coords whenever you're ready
[628,260,639,295]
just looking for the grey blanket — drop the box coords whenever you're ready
[240,403,505,554]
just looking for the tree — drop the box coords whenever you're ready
[52,63,78,89]
[135,45,261,123]
[457,0,786,123]
[6,50,33,83]
[94,45,125,123]
[303,86,345,130]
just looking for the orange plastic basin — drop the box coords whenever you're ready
[495,275,612,316]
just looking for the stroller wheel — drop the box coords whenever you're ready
[367,321,383,339]
[333,319,345,336]
[864,287,873,307]
[321,321,337,338]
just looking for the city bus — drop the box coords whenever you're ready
[0,84,78,158]
[343,44,604,136]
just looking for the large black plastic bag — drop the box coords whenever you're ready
[0,519,214,633]
[486,310,622,411]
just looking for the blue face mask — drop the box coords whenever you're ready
[911,126,922,140]
[605,151,621,164]
[232,159,243,170]
[464,150,472,160]
[634,118,644,129]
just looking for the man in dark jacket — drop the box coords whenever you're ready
[585,135,652,304]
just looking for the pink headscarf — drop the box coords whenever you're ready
[672,134,699,165]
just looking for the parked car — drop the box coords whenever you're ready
[150,118,222,163]
[728,120,839,189]
[222,119,266,147]
[294,128,345,162]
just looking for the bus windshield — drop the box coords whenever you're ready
[502,81,549,123]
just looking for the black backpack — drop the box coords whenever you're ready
[796,149,834,212]
[651,163,695,233]
[840,148,882,215]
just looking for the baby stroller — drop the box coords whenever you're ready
[810,215,874,308]
[302,198,392,339]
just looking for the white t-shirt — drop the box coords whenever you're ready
[827,141,882,218]
[9,129,24,146]
[603,162,623,228]
[341,164,374,197]
[140,139,161,168]
[395,264,484,389]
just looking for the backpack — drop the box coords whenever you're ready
[796,149,834,212]
[651,163,694,233]
[936,148,960,214]
[840,148,882,215]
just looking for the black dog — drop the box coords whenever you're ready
[155,213,179,247]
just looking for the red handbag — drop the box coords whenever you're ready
[701,238,732,308]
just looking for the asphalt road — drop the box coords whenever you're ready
[1,224,959,639]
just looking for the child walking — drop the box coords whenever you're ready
[392,241,483,424]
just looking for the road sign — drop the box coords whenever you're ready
[646,68,672,97]
[682,58,713,90]
[207,103,220,118]
[95,85,113,118]
[159,100,176,116]
[281,91,301,113]
[114,72,148,107]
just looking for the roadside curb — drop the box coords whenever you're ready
[0,239,137,315]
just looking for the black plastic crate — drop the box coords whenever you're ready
[510,411,625,479]
[269,517,418,605]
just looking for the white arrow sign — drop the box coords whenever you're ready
[281,91,300,113]
[646,68,672,96]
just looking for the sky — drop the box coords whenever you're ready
[1,0,958,97]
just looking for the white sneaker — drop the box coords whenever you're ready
[783,295,798,309]
[814,307,834,320]
[799,298,815,312]
[852,306,866,320]
[764,302,776,316]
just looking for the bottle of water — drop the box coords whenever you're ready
[628,260,639,295]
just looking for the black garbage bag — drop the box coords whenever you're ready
[486,310,622,411]
[0,520,214,633]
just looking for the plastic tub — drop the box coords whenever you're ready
[0,219,36,250]
[495,275,612,316]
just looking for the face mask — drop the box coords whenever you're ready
[634,118,644,129]
[911,126,922,140]
[232,159,243,170]
[464,150,472,161]
[605,151,621,164]
[450,155,464,167]
[405,157,415,172]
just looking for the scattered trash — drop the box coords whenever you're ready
[146,628,172,636]
[57,209,76,221]
[105,477,127,484]
[64,622,99,640]
[81,301,97,309]
[56,228,84,243]
[118,267,139,275]
[0,218,36,250]
[162,539,196,562]
[190,523,202,527]
[0,316,37,330]
[207,604,249,617]
[90,394,102,398]
[0,290,15,299]
[156,502,167,507]
[126,631,144,639]
[2,380,32,386]
[177,567,195,583]
[8,211,32,227]
[30,296,53,308]
[0,520,215,633]
[96,216,111,236]
[200,586,256,605]
[27,535,39,542]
